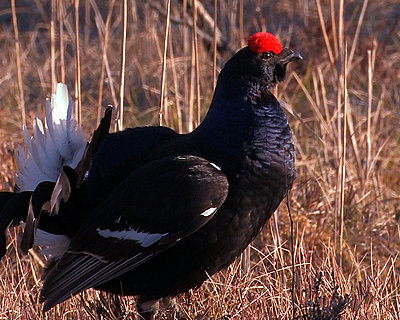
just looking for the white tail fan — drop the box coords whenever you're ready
[15,83,86,191]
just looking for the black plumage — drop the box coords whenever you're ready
[0,33,301,319]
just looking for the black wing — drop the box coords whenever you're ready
[80,126,179,208]
[40,155,228,311]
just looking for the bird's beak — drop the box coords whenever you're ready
[280,49,303,64]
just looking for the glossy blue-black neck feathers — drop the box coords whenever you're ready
[193,48,275,171]
[193,45,295,185]
[193,77,253,173]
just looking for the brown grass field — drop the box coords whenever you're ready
[0,0,399,319]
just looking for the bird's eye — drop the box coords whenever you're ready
[261,52,273,59]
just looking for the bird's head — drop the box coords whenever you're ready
[219,32,302,91]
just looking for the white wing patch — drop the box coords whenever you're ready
[201,207,217,217]
[96,228,168,247]
[34,229,71,259]
[209,162,222,171]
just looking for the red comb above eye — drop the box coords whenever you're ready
[248,32,283,55]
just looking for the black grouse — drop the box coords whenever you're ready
[0,32,302,319]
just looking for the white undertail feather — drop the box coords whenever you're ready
[34,229,71,259]
[15,83,86,191]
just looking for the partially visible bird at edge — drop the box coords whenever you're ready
[0,32,302,320]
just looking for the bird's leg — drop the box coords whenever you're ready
[160,297,184,319]
[136,298,160,320]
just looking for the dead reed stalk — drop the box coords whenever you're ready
[336,0,345,266]
[366,44,376,181]
[168,30,183,133]
[74,0,82,126]
[118,0,128,131]
[339,45,348,269]
[58,0,65,83]
[315,0,335,67]
[10,0,26,126]
[213,0,218,90]
[192,0,201,126]
[95,0,116,125]
[50,0,56,92]
[91,0,118,117]
[348,0,369,71]
[159,0,171,127]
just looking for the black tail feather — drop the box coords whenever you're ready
[0,192,14,212]
[74,106,112,186]
[21,181,55,253]
[49,106,112,216]
[0,191,31,258]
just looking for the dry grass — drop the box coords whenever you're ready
[0,0,400,319]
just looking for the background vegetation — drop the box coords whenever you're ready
[0,0,399,318]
